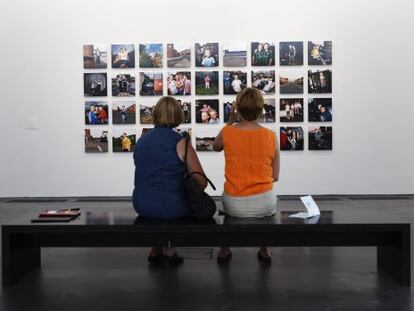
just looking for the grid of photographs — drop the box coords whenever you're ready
[82,40,333,153]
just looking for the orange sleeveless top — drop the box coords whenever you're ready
[223,125,276,196]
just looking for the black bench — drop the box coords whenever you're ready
[2,209,411,286]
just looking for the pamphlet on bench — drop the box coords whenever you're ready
[289,196,321,219]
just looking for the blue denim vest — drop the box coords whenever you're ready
[132,126,190,219]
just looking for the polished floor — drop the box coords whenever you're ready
[1,196,414,311]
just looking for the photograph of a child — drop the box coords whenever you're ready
[279,41,303,66]
[167,72,191,96]
[112,129,136,152]
[83,44,107,69]
[111,74,135,97]
[176,99,191,123]
[140,102,156,124]
[279,98,304,122]
[85,101,109,125]
[139,72,163,96]
[223,42,247,67]
[139,44,163,68]
[84,128,108,153]
[84,73,107,97]
[279,72,304,94]
[309,126,332,150]
[111,44,135,68]
[195,42,219,67]
[251,70,275,94]
[308,98,332,122]
[308,41,332,65]
[112,101,136,125]
[223,71,247,95]
[280,127,304,151]
[196,100,220,124]
[195,71,219,95]
[308,69,332,93]
[258,98,276,123]
[196,129,218,151]
[167,43,191,68]
[251,42,275,66]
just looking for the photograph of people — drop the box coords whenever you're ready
[258,98,276,123]
[83,44,107,69]
[195,42,219,67]
[195,100,219,124]
[112,129,136,152]
[223,71,247,95]
[279,41,303,66]
[211,87,280,263]
[139,72,163,96]
[279,98,304,122]
[167,43,191,68]
[111,74,135,97]
[196,129,218,151]
[174,127,192,140]
[309,126,332,150]
[251,70,275,94]
[195,71,219,95]
[308,98,332,122]
[222,42,247,67]
[85,101,108,125]
[84,73,107,97]
[112,101,136,125]
[167,72,191,96]
[176,100,191,123]
[223,100,237,123]
[84,128,108,153]
[308,69,332,93]
[140,102,156,124]
[133,96,208,263]
[280,127,304,151]
[279,71,304,94]
[111,44,135,68]
[308,41,332,65]
[139,43,163,68]
[251,42,275,66]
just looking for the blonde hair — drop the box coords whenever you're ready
[235,87,264,121]
[153,96,184,128]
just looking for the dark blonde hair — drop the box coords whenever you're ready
[235,87,264,121]
[153,96,184,128]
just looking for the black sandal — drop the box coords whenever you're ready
[217,251,232,264]
[161,253,184,266]
[257,250,272,264]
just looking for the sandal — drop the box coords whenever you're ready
[147,247,163,264]
[217,250,232,264]
[257,250,272,264]
[161,253,184,266]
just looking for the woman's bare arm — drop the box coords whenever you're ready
[272,136,280,182]
[213,129,224,152]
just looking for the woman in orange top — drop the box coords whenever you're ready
[213,87,280,264]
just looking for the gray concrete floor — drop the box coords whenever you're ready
[1,196,414,311]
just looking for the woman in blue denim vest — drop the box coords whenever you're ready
[133,96,207,265]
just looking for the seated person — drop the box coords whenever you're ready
[133,96,207,265]
[213,87,280,264]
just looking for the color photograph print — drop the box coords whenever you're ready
[196,128,218,151]
[84,128,108,153]
[112,128,136,152]
[251,70,275,94]
[280,127,304,151]
[140,127,153,136]
[195,99,220,124]
[195,71,219,95]
[308,69,332,94]
[85,101,109,125]
[112,101,136,125]
[140,101,156,124]
[139,43,163,68]
[84,73,107,97]
[223,42,247,67]
[223,100,237,123]
[309,126,332,150]
[279,41,303,66]
[111,44,135,68]
[279,98,304,122]
[308,41,332,65]
[223,71,247,95]
[258,98,276,123]
[176,99,191,123]
[83,44,107,69]
[139,72,163,96]
[279,71,304,94]
[308,98,332,122]
[174,127,192,140]
[195,42,219,67]
[111,74,135,97]
[167,72,191,96]
[251,42,275,66]
[167,43,191,68]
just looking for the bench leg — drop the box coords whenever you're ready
[377,231,411,286]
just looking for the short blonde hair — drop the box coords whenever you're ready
[235,87,264,121]
[153,96,183,128]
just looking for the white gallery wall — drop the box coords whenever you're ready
[0,0,413,197]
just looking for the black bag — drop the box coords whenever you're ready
[183,138,217,219]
